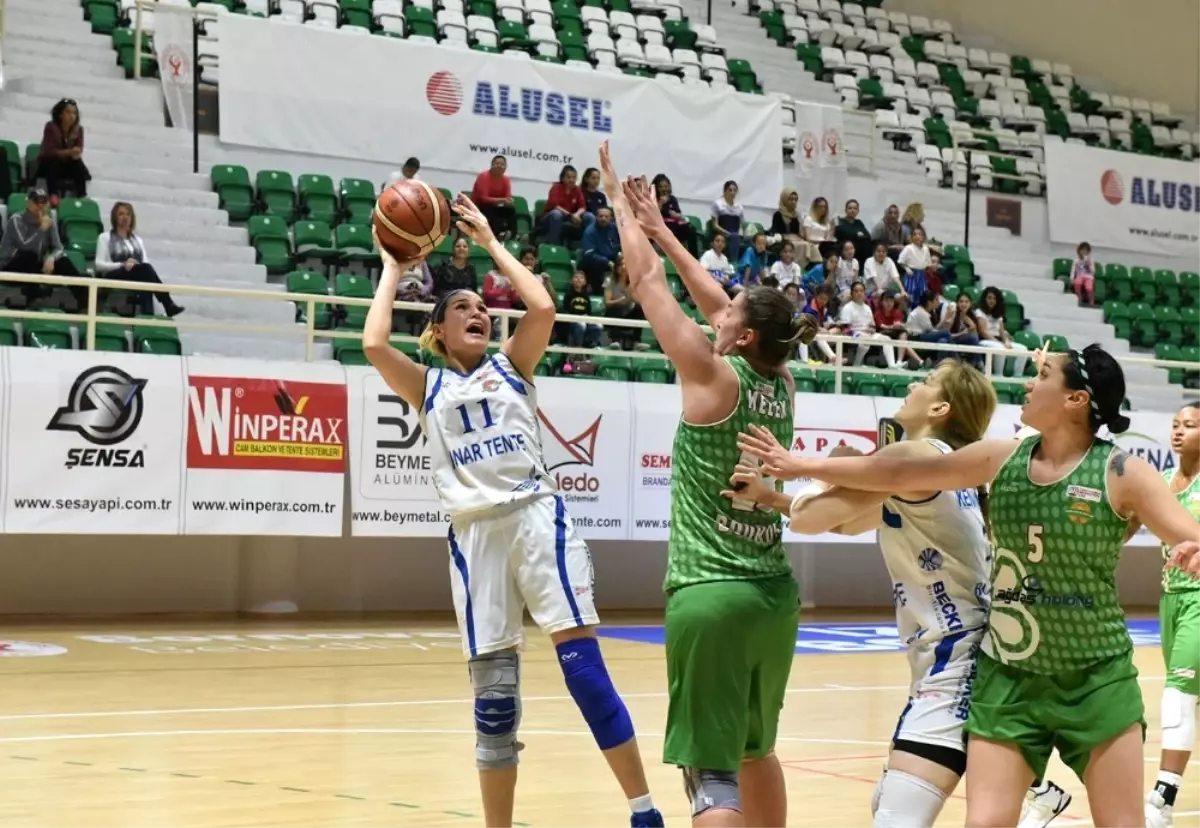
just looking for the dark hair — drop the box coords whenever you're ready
[780,241,794,253]
[845,199,859,210]
[1077,241,1091,256]
[559,164,577,183]
[519,245,537,260]
[491,154,506,164]
[110,201,136,232]
[52,98,79,127]
[874,241,888,253]
[743,286,818,365]
[403,157,420,170]
[922,291,941,307]
[850,280,866,295]
[813,283,832,300]
[581,167,600,187]
[979,286,1005,319]
[651,173,671,194]
[1064,344,1130,434]
[1179,401,1200,414]
[722,180,738,193]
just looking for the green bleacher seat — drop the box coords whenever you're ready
[0,140,21,189]
[1180,272,1199,305]
[1183,346,1200,387]
[854,372,886,397]
[339,178,377,225]
[1128,302,1157,348]
[511,196,533,236]
[86,0,119,33]
[256,169,297,222]
[23,312,73,350]
[593,352,633,382]
[1052,258,1072,284]
[211,165,255,221]
[247,215,292,274]
[23,144,40,184]
[1130,266,1156,302]
[335,272,374,300]
[298,174,338,225]
[1104,301,1132,340]
[0,317,16,347]
[1156,343,1186,385]
[334,223,379,265]
[1154,269,1181,305]
[1182,306,1199,345]
[333,339,370,366]
[405,5,436,37]
[293,220,339,264]
[635,361,672,384]
[1155,307,1184,347]
[7,192,27,216]
[340,0,372,27]
[1041,333,1069,353]
[57,198,104,259]
[286,270,332,328]
[65,249,88,275]
[92,322,130,353]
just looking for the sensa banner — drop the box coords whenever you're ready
[216,13,784,208]
[0,349,1186,542]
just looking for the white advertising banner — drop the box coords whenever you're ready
[152,8,196,131]
[629,383,681,542]
[183,357,348,536]
[2,351,185,534]
[1043,140,1200,258]
[794,102,848,208]
[217,14,784,207]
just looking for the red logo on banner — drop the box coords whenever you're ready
[1100,169,1124,205]
[800,131,817,159]
[824,128,841,157]
[186,377,347,473]
[426,71,464,116]
[162,44,190,86]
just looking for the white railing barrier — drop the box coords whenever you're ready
[1,270,1195,403]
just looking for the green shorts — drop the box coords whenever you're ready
[663,575,799,772]
[1161,590,1200,695]
[966,650,1146,780]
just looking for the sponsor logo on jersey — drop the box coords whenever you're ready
[1172,667,1197,679]
[929,581,964,632]
[639,453,671,488]
[0,640,67,657]
[918,548,944,572]
[46,365,149,470]
[892,582,907,607]
[746,388,788,419]
[538,410,603,501]
[1066,485,1102,503]
[716,513,783,543]
[187,377,347,472]
[1066,500,1093,525]
[993,574,1095,609]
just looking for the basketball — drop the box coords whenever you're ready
[373,179,452,260]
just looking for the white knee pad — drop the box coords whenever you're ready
[1161,687,1198,752]
[872,769,947,828]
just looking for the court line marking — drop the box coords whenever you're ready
[0,676,1167,723]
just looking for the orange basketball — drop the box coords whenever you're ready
[373,180,452,260]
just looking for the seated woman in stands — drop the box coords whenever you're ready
[36,99,91,202]
[95,202,184,317]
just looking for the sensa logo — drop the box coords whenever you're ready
[425,70,613,132]
[46,365,149,469]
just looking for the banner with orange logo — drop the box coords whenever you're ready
[182,357,348,536]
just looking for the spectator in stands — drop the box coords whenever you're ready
[799,283,842,364]
[783,282,803,310]
[801,196,835,264]
[835,241,859,295]
[710,180,745,261]
[926,250,947,295]
[769,187,803,249]
[561,270,602,349]
[95,201,185,317]
[899,202,925,245]
[387,157,420,185]
[898,227,932,275]
[581,167,607,219]
[940,291,983,368]
[802,250,839,301]
[699,233,735,292]
[579,206,620,292]
[736,232,769,290]
[482,261,519,335]
[0,186,83,304]
[537,164,586,247]
[874,290,922,368]
[835,198,872,263]
[864,241,906,303]
[905,291,953,366]
[432,236,478,298]
[470,155,515,239]
[768,241,803,289]
[974,286,1029,377]
[650,174,695,253]
[838,280,896,368]
[871,203,904,257]
[603,256,642,350]
[36,99,90,201]
[519,247,555,305]
[393,260,432,334]
[1072,241,1096,306]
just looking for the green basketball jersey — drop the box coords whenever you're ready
[984,435,1132,674]
[664,356,793,591]
[1162,469,1200,594]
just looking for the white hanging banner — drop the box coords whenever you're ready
[153,7,196,131]
[794,102,848,207]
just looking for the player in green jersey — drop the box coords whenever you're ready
[735,344,1200,827]
[1146,402,1200,828]
[598,144,818,828]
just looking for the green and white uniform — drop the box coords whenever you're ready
[1160,469,1200,696]
[663,355,799,772]
[968,435,1146,779]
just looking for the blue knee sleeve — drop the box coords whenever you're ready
[557,637,635,750]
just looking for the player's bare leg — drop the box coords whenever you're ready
[964,737,1035,827]
[1082,724,1144,828]
[740,752,786,827]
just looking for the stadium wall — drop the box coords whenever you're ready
[891,0,1200,120]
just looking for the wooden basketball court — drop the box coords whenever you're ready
[0,615,1194,827]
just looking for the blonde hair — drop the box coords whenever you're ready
[900,202,925,227]
[418,324,446,358]
[929,360,997,450]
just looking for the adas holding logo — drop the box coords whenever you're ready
[3,350,186,534]
[346,366,447,537]
[183,357,348,536]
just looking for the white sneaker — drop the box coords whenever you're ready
[1145,790,1174,828]
[1018,782,1073,828]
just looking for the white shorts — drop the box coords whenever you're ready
[447,494,599,658]
[893,628,984,753]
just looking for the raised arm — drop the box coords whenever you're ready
[453,194,554,378]
[623,179,731,328]
[1110,452,1200,550]
[363,230,428,410]
[599,142,721,386]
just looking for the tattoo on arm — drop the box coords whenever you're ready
[1111,450,1129,476]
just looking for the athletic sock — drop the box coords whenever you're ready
[1155,771,1183,807]
[1030,779,1053,795]
[629,794,655,814]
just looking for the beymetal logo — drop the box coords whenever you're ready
[47,366,147,445]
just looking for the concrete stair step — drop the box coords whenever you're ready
[2,32,117,64]
[90,180,219,210]
[122,219,247,245]
[1127,383,1189,412]
[177,290,297,326]
[0,91,163,129]
[93,167,212,192]
[3,17,115,49]
[162,260,269,283]
[1024,315,1114,341]
[0,108,183,149]
[4,0,86,21]
[5,76,163,114]
[152,239,256,264]
[71,148,195,176]
[91,197,229,227]
[1,50,125,82]
[182,331,311,360]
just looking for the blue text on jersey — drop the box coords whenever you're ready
[450,432,529,469]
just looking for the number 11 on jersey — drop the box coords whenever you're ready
[456,400,496,434]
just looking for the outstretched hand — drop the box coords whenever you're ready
[622,175,669,239]
[372,226,425,277]
[736,424,805,480]
[1167,540,1200,579]
[720,462,774,504]
[598,140,622,202]
[453,193,496,246]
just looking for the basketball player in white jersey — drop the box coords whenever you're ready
[723,361,1070,828]
[363,192,662,828]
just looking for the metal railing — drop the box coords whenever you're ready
[1,270,1195,406]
